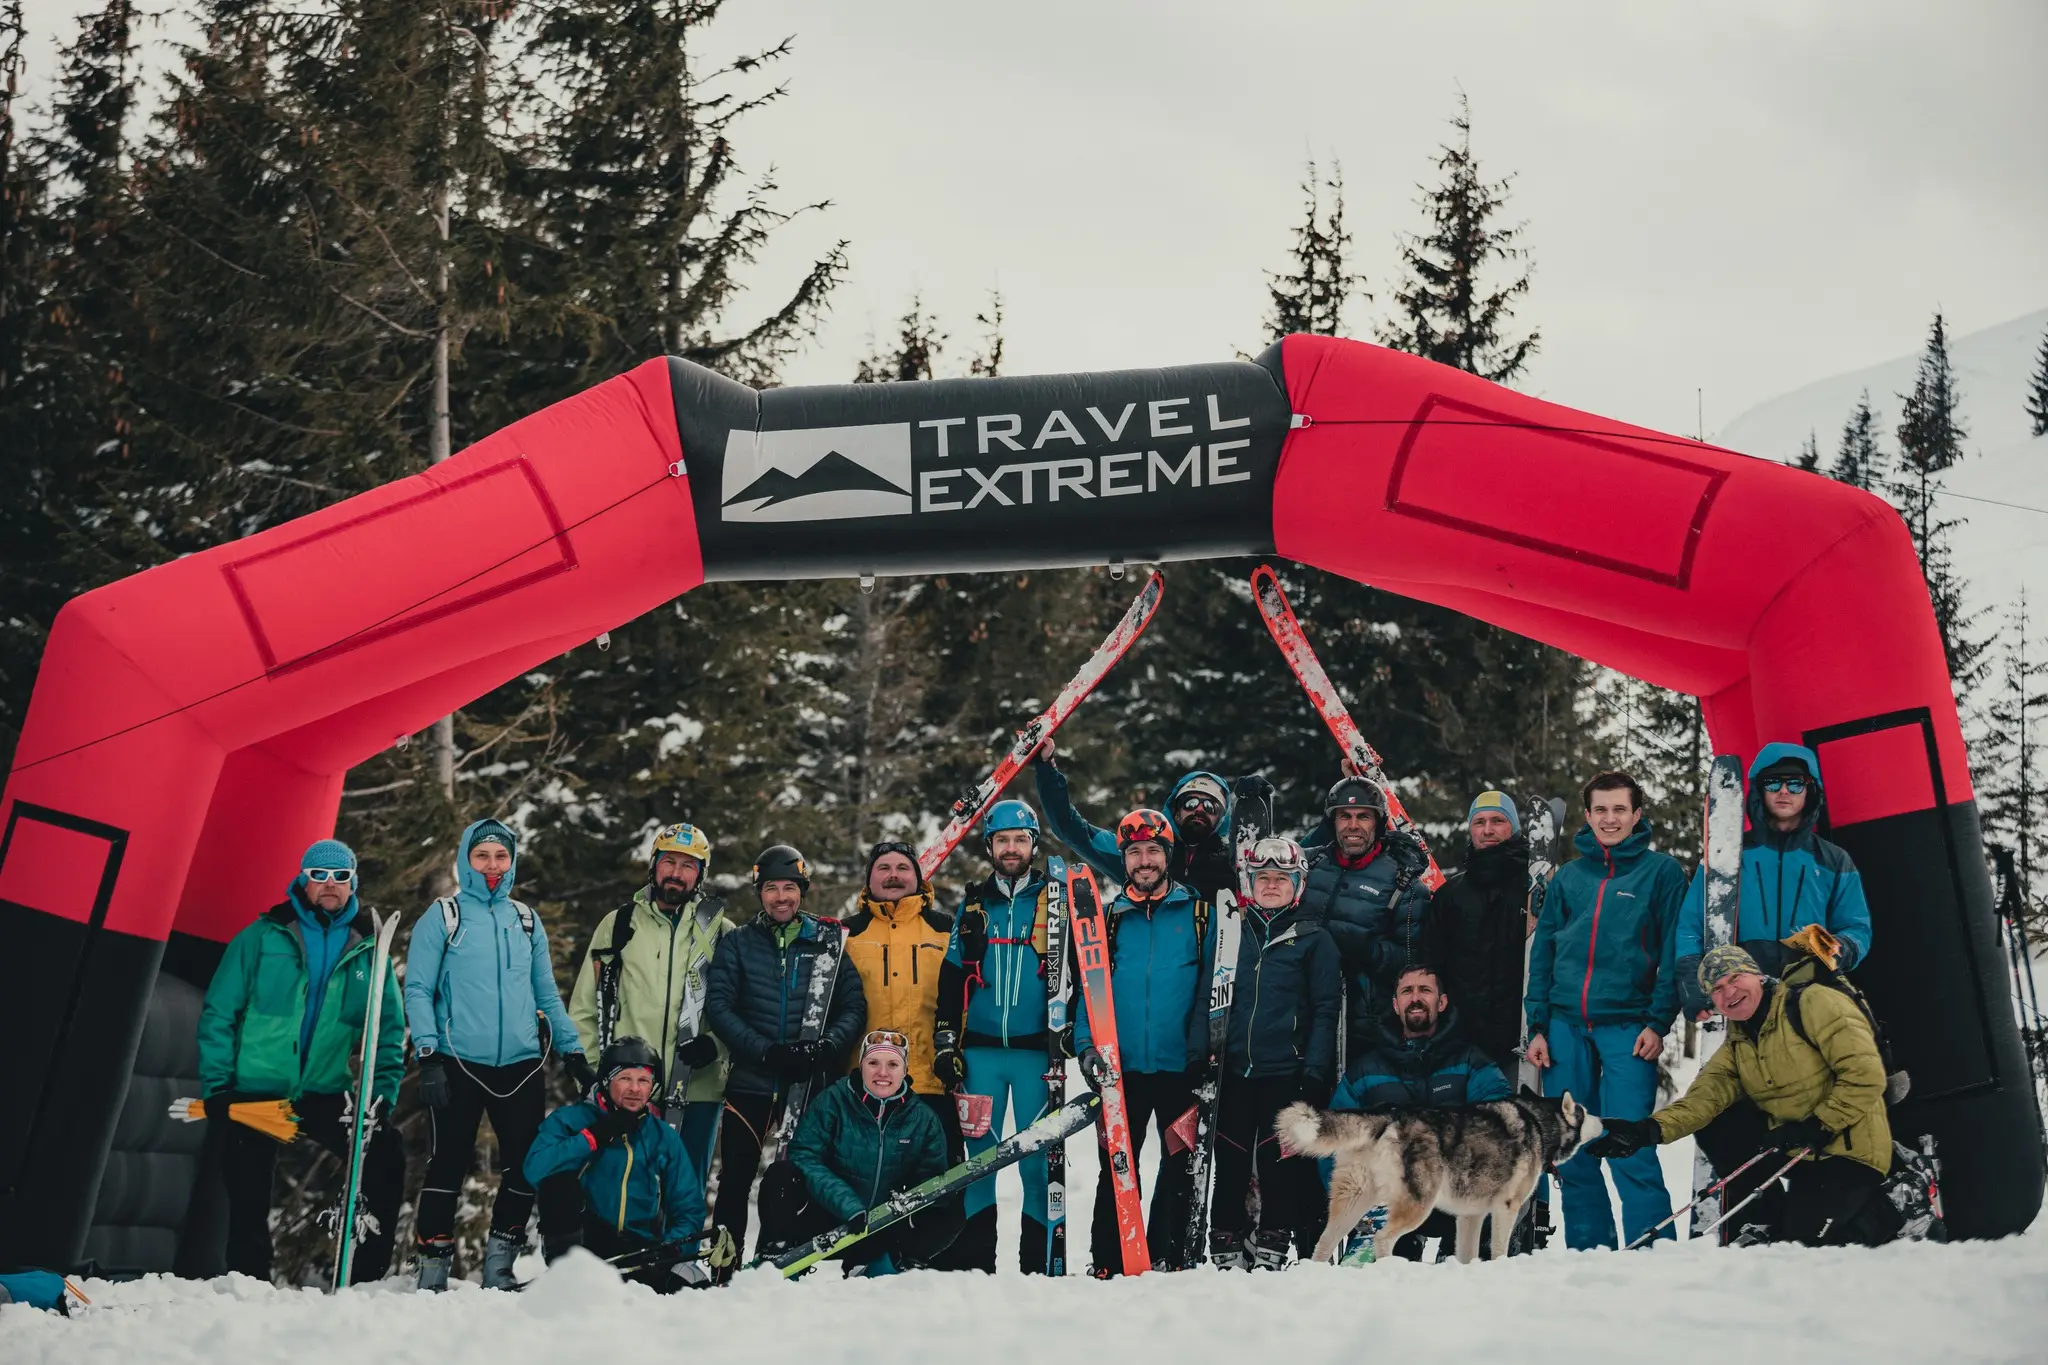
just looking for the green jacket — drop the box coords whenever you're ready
[569,888,732,1103]
[1654,976,1891,1173]
[197,904,406,1107]
[789,1075,950,1222]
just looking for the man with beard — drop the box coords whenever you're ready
[1301,777,1432,1060]
[1072,809,1216,1273]
[1032,739,1273,902]
[1328,963,1512,1260]
[570,822,734,1185]
[1422,792,1534,1077]
[934,801,1061,1273]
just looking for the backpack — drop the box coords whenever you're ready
[437,894,535,939]
[1782,954,1910,1104]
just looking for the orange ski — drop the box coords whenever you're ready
[1068,862,1150,1275]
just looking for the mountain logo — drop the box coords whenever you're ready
[720,422,913,522]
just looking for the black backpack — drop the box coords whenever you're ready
[1781,954,1909,1104]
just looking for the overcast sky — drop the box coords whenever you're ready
[16,0,2048,441]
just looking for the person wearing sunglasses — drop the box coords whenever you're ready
[1674,743,1873,1019]
[196,837,405,1283]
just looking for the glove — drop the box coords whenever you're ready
[563,1052,597,1094]
[763,1041,818,1080]
[676,1034,719,1070]
[702,1225,737,1271]
[591,1101,640,1145]
[1767,1117,1834,1156]
[1738,938,1789,977]
[417,1055,452,1110]
[202,1092,235,1122]
[932,1047,968,1091]
[1299,1072,1334,1110]
[1780,924,1844,971]
[958,912,989,966]
[1675,954,1710,1019]
[1585,1117,1661,1160]
[1078,1048,1113,1092]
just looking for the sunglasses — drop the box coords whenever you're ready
[1174,793,1223,814]
[303,868,354,884]
[863,1029,910,1050]
[1761,778,1808,794]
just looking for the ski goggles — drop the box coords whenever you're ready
[1760,778,1808,794]
[863,1030,910,1049]
[302,867,355,884]
[1173,791,1224,816]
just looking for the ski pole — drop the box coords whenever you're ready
[1622,1147,1780,1250]
[1691,1151,1809,1243]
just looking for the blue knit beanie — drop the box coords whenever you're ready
[1467,791,1521,836]
[300,837,357,874]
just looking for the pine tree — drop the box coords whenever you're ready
[1828,391,1886,491]
[1264,162,1362,340]
[2028,326,2048,439]
[1893,312,1986,690]
[1980,593,2048,930]
[1795,430,1821,472]
[1377,95,1538,384]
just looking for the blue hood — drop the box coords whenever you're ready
[455,818,519,909]
[1746,742,1825,838]
[1167,770,1233,838]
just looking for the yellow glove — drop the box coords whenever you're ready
[1781,924,1843,970]
[704,1225,737,1271]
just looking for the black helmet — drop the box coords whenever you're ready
[1324,777,1389,817]
[752,843,811,893]
[598,1035,664,1089]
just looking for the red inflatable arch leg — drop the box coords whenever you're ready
[2,336,2034,1266]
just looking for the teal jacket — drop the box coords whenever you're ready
[1525,821,1687,1037]
[197,902,405,1106]
[1073,882,1215,1075]
[524,1099,705,1244]
[403,819,583,1065]
[789,1075,950,1223]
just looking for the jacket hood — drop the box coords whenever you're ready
[1571,817,1658,865]
[1463,831,1530,881]
[455,818,520,908]
[1167,771,1233,839]
[287,882,359,932]
[1745,742,1826,839]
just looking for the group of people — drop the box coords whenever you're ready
[195,733,1891,1288]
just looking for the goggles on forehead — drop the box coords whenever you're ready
[863,1029,910,1050]
[303,868,355,884]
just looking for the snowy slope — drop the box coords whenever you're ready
[1714,308,2048,627]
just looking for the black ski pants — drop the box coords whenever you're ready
[220,1090,404,1283]
[416,1058,578,1246]
[581,1219,694,1293]
[714,1090,785,1257]
[1697,1098,1898,1247]
[1089,1069,1197,1274]
[1211,1075,1325,1253]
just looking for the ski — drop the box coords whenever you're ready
[1068,861,1150,1275]
[771,922,850,1160]
[1043,856,1075,1275]
[1690,755,1745,1239]
[1181,807,1256,1266]
[661,897,725,1129]
[1249,564,1444,890]
[332,908,400,1291]
[918,571,1165,879]
[768,1093,1103,1277]
[1518,796,1565,1099]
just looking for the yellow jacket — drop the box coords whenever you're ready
[1655,977,1891,1174]
[843,885,953,1096]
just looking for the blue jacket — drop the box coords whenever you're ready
[1222,903,1342,1083]
[1676,743,1873,1011]
[943,872,1050,1048]
[403,819,583,1065]
[524,1098,705,1245]
[1034,762,1269,903]
[703,912,866,1097]
[1074,881,1214,1075]
[1525,821,1687,1037]
[789,1075,951,1223]
[1332,1008,1513,1111]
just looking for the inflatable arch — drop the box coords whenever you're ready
[0,335,2037,1262]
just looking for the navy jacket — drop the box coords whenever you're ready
[1299,828,1431,1047]
[1222,902,1342,1084]
[1331,1008,1512,1111]
[704,913,866,1097]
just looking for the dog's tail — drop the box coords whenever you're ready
[1274,1101,1383,1158]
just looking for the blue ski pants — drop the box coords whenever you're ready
[961,1046,1052,1225]
[1543,1017,1674,1250]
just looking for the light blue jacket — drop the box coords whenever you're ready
[403,819,583,1065]
[1073,881,1214,1075]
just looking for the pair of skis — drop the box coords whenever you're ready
[334,910,402,1291]
[1179,805,1254,1266]
[1689,754,1745,1239]
[772,923,852,1161]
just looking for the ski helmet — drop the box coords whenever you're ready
[1116,808,1176,850]
[1324,776,1389,818]
[650,822,711,877]
[752,844,811,892]
[981,800,1040,855]
[1245,836,1310,903]
[598,1035,664,1090]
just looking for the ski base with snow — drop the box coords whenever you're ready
[332,908,400,1292]
[1691,754,1746,1238]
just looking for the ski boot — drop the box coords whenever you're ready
[480,1230,523,1290]
[1249,1228,1293,1272]
[1208,1228,1251,1271]
[542,1236,579,1266]
[415,1239,454,1293]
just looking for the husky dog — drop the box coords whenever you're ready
[1277,1093,1603,1264]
